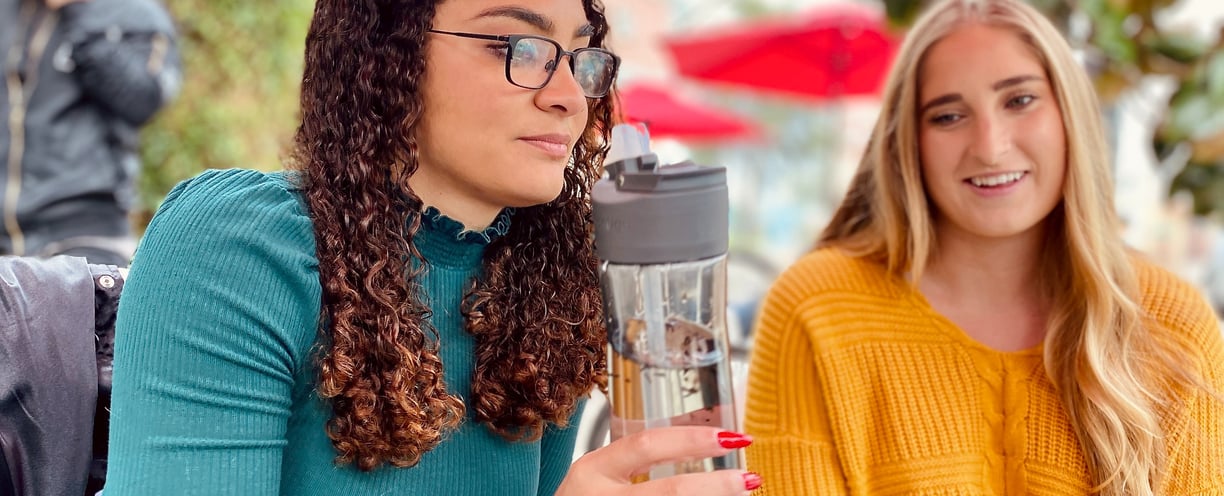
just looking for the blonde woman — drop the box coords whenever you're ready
[742,0,1224,494]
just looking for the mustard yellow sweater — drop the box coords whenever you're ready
[744,249,1224,495]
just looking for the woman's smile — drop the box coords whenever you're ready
[964,170,1028,197]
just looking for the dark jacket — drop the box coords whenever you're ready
[0,256,123,496]
[0,0,179,257]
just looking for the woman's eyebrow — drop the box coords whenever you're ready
[473,6,594,37]
[920,93,961,115]
[992,74,1041,91]
[473,6,552,31]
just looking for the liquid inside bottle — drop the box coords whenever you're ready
[607,316,741,480]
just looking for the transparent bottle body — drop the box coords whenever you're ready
[601,255,742,481]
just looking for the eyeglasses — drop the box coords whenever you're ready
[428,29,620,98]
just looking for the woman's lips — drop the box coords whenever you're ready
[964,171,1028,197]
[520,134,571,159]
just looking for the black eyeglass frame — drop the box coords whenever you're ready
[428,29,620,98]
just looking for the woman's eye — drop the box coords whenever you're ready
[487,43,511,58]
[929,113,961,126]
[1007,94,1035,108]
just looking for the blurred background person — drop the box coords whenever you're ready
[1,0,180,266]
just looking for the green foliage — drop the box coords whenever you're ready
[881,0,924,26]
[136,0,314,230]
[1163,64,1224,214]
[1144,31,1209,64]
[732,0,773,18]
[1086,3,1139,65]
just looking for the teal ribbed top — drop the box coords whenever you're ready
[105,169,583,495]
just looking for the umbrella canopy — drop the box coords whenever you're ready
[616,82,760,143]
[663,4,899,101]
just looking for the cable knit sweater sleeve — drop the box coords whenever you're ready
[1134,259,1224,493]
[743,250,851,495]
[105,169,320,495]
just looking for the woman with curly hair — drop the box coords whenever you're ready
[744,0,1223,494]
[102,0,761,494]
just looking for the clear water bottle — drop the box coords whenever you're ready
[592,124,741,481]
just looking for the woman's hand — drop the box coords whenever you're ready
[556,426,763,495]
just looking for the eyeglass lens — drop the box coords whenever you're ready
[509,37,615,97]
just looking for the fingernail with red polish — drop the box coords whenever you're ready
[743,472,763,491]
[717,431,753,449]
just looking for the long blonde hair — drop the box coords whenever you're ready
[819,0,1194,493]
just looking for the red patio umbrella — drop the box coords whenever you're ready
[616,82,760,143]
[663,3,899,101]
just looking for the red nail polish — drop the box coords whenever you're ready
[743,472,763,491]
[717,431,753,449]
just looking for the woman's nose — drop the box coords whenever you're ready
[534,55,587,116]
[971,114,1012,166]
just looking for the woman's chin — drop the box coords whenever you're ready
[505,184,567,209]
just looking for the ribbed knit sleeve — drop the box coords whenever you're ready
[537,401,586,495]
[105,169,320,495]
[744,250,852,495]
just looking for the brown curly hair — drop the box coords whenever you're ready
[288,0,614,471]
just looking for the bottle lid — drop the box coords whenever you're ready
[592,124,728,264]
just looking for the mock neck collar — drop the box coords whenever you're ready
[413,206,513,269]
